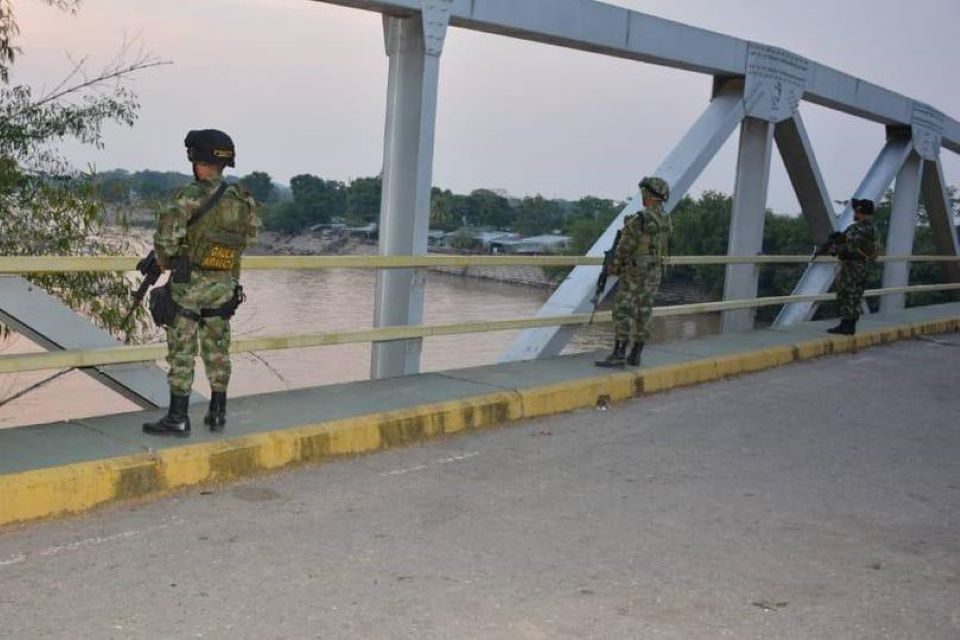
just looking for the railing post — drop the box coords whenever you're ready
[371,2,451,379]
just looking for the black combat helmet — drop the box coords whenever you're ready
[184,129,236,167]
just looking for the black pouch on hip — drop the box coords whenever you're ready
[171,255,192,284]
[149,282,178,328]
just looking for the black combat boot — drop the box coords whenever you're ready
[143,393,191,437]
[595,340,627,368]
[204,391,227,432]
[827,319,856,335]
[626,341,644,367]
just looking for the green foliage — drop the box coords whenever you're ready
[448,229,481,251]
[0,1,165,340]
[345,176,381,225]
[466,189,512,229]
[515,195,562,236]
[668,191,732,296]
[564,196,620,255]
[239,171,275,204]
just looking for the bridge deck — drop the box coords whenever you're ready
[1,303,958,526]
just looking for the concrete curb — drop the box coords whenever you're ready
[1,317,957,528]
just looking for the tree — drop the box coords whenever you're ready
[239,171,275,203]
[346,176,381,224]
[466,189,513,229]
[515,195,562,236]
[290,174,346,226]
[0,0,166,339]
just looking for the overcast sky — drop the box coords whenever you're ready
[15,0,960,213]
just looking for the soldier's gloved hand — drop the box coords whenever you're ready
[136,250,160,278]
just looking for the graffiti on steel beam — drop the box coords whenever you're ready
[745,43,809,123]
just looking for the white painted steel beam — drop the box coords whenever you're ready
[880,152,924,312]
[502,87,745,361]
[774,136,914,326]
[774,112,836,244]
[0,276,172,408]
[720,117,774,333]
[921,157,960,290]
[309,0,960,153]
[370,9,449,379]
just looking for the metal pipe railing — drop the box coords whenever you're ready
[2,254,960,273]
[1,282,958,375]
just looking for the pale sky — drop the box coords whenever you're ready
[15,0,960,213]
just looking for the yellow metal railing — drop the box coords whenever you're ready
[2,254,960,273]
[1,282,958,375]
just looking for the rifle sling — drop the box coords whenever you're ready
[186,182,229,228]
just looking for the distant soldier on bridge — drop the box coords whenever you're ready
[141,129,260,437]
[596,176,671,368]
[827,198,879,336]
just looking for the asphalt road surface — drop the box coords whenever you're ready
[1,334,958,639]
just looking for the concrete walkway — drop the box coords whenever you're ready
[0,328,957,638]
[1,303,958,527]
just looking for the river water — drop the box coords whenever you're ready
[0,269,718,429]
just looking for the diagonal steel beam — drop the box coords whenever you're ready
[0,276,173,408]
[774,112,836,245]
[921,157,960,293]
[501,84,746,361]
[774,135,913,326]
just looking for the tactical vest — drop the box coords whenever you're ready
[186,183,254,275]
[634,206,672,266]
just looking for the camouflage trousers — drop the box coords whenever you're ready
[835,261,867,321]
[166,275,235,396]
[612,266,662,343]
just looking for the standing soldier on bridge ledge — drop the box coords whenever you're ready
[827,198,879,336]
[596,176,672,368]
[141,129,260,437]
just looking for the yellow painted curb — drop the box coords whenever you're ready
[1,317,957,528]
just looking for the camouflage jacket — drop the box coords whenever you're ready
[610,205,670,275]
[154,177,261,279]
[837,220,878,263]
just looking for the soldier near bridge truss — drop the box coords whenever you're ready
[826,198,879,336]
[141,129,261,437]
[595,176,672,369]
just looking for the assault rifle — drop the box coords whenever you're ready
[122,250,161,341]
[808,231,846,264]
[589,229,622,325]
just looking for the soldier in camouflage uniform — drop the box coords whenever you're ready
[827,198,878,336]
[596,176,671,368]
[143,129,260,437]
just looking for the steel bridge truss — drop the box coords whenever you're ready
[2,0,958,409]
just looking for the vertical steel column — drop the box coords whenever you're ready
[921,157,960,293]
[371,5,448,379]
[720,117,774,333]
[501,84,746,361]
[880,152,924,312]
